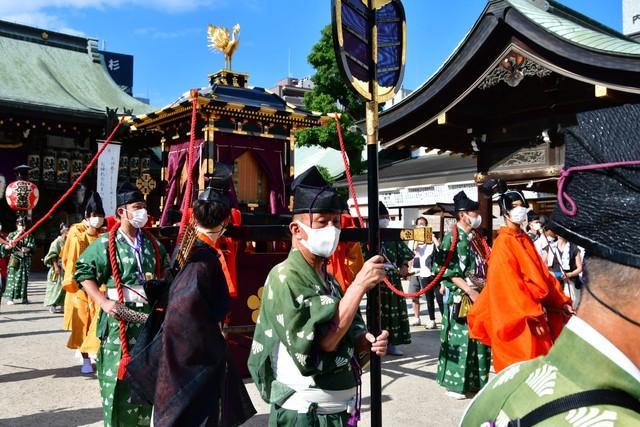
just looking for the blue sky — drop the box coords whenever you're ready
[0,1,623,107]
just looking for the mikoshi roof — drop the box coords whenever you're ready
[127,72,330,129]
[0,20,152,118]
[376,0,640,155]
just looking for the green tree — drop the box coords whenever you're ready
[296,25,366,174]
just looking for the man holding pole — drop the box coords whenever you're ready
[248,166,388,426]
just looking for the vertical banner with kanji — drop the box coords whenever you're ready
[97,140,121,217]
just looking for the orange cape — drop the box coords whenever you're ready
[468,227,571,372]
[327,214,364,292]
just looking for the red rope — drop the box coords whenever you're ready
[108,223,163,380]
[334,113,364,228]
[9,117,124,246]
[176,90,199,245]
[332,114,458,298]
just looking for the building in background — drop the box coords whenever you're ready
[100,50,134,95]
[270,76,314,109]
[623,0,640,41]
[384,86,414,110]
[0,20,151,268]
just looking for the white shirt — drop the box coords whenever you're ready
[566,316,640,383]
[415,243,436,278]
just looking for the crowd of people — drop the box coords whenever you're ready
[1,106,638,426]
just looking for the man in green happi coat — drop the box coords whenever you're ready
[432,191,490,400]
[75,183,169,427]
[461,105,640,426]
[2,217,36,305]
[248,166,389,426]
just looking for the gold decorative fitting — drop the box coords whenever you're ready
[41,32,48,40]
[400,227,433,244]
[474,173,487,184]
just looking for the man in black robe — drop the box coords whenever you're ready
[127,164,255,426]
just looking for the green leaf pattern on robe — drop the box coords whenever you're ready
[462,325,640,426]
[431,226,490,394]
[43,235,66,306]
[2,231,36,303]
[74,231,169,427]
[248,249,366,406]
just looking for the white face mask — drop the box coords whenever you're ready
[509,206,528,224]
[466,214,482,229]
[88,216,104,229]
[379,219,390,229]
[531,223,541,232]
[127,208,148,229]
[296,220,341,259]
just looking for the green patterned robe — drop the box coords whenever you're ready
[462,316,640,426]
[2,231,36,303]
[248,249,368,426]
[43,235,66,307]
[74,230,169,427]
[376,241,413,346]
[432,225,490,394]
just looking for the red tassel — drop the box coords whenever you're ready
[117,355,130,380]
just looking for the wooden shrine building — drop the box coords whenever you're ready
[0,20,150,267]
[376,0,640,238]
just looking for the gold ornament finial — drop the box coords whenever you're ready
[207,23,240,70]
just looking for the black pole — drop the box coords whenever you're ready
[365,1,382,426]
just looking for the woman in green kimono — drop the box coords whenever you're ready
[2,217,36,305]
[375,202,413,356]
[43,223,68,313]
[432,191,490,400]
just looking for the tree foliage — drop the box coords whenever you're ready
[296,25,366,174]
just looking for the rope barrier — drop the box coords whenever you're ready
[332,114,457,299]
[3,117,125,247]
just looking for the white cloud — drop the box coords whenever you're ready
[0,11,85,36]
[0,0,215,15]
[0,0,218,37]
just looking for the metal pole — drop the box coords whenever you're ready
[366,2,382,426]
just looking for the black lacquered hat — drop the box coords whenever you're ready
[116,182,144,208]
[453,191,480,212]
[198,163,232,207]
[551,103,640,268]
[85,191,105,216]
[291,166,342,214]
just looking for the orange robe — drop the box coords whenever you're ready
[468,226,571,373]
[327,214,365,292]
[61,222,102,353]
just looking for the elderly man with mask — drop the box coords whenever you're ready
[249,166,389,426]
[468,187,572,374]
[463,104,640,425]
[75,182,169,426]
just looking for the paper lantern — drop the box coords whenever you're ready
[5,180,39,211]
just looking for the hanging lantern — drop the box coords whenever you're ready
[6,165,39,211]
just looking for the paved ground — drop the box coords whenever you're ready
[0,276,472,426]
